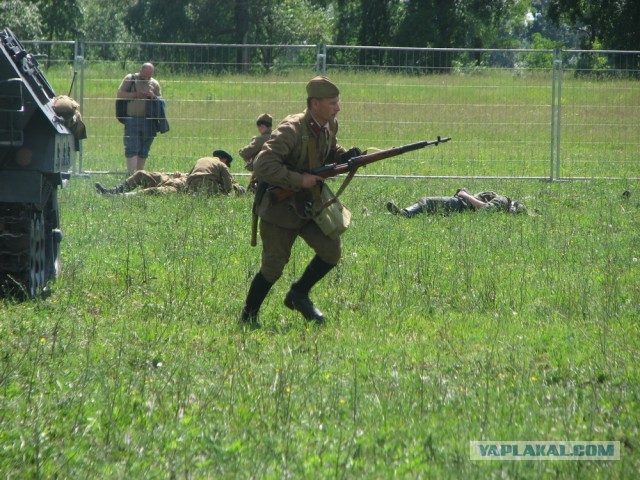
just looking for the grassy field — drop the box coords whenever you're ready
[58,67,640,178]
[1,175,639,478]
[1,69,639,478]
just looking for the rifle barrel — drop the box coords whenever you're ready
[269,137,451,203]
[311,137,450,176]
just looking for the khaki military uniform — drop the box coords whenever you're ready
[239,128,272,171]
[252,109,347,282]
[185,156,235,194]
[123,157,236,195]
[473,192,511,211]
[240,127,272,191]
[124,170,185,195]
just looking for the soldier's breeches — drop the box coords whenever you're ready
[139,185,180,195]
[259,219,341,284]
[128,171,170,189]
[186,176,219,194]
[415,196,466,214]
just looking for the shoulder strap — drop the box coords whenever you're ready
[317,169,357,212]
[128,73,137,92]
[306,133,323,208]
[296,115,357,212]
[312,132,357,212]
[295,115,311,170]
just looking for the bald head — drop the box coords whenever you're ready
[139,63,155,80]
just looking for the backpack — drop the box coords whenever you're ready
[115,74,136,124]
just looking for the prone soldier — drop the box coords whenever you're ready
[95,150,245,196]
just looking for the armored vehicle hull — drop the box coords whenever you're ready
[0,28,76,297]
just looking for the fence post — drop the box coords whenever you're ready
[75,42,85,174]
[72,55,84,174]
[550,48,565,181]
[317,45,327,75]
[556,48,563,180]
[550,48,562,180]
[550,49,557,180]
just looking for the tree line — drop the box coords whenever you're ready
[1,0,638,53]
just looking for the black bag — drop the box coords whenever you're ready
[115,74,136,124]
[115,99,128,124]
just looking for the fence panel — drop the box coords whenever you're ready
[17,41,640,180]
[555,49,640,179]
[76,42,318,173]
[324,46,558,179]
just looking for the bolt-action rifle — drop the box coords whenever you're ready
[269,136,451,204]
[250,136,451,246]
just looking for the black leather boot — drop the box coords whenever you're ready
[284,289,325,323]
[284,255,335,324]
[385,200,422,218]
[240,271,273,329]
[386,201,401,215]
[95,182,130,195]
[399,201,424,218]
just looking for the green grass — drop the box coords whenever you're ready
[1,175,639,478]
[2,67,639,477]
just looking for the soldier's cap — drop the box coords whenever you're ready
[256,113,273,127]
[212,149,233,164]
[306,76,339,99]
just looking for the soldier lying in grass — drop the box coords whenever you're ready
[386,188,528,217]
[95,150,245,196]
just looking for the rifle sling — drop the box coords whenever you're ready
[320,168,356,210]
[307,132,323,209]
[306,131,356,213]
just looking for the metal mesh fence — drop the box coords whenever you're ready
[554,49,640,179]
[324,46,557,179]
[22,41,640,180]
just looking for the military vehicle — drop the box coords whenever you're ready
[0,28,76,297]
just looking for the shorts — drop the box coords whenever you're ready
[124,117,156,158]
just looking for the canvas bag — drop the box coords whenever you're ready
[312,183,352,239]
[115,74,136,124]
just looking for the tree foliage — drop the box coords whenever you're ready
[38,0,82,41]
[395,0,533,49]
[80,0,133,42]
[0,0,42,39]
[547,0,640,50]
[1,0,638,55]
[248,0,333,45]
